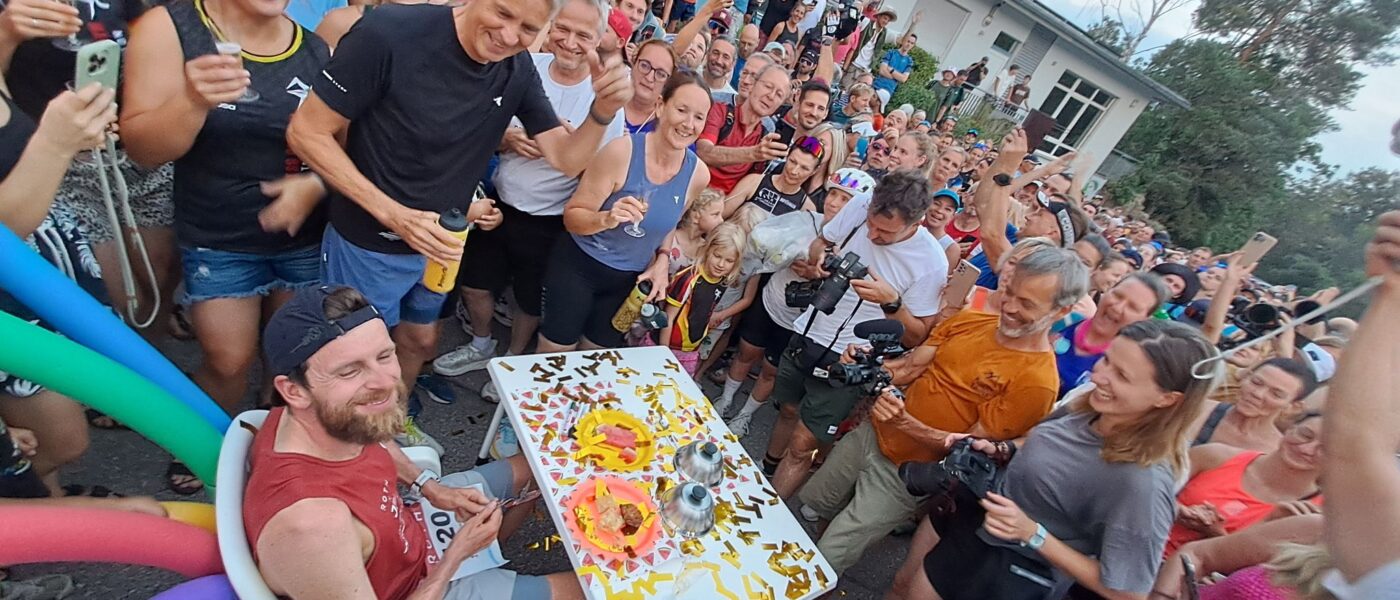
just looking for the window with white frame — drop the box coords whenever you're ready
[1036,71,1116,156]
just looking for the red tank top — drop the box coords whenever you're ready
[1166,451,1323,555]
[243,408,430,600]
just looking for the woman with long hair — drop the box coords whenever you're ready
[889,319,1219,600]
[538,72,712,353]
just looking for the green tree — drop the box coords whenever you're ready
[1085,17,1130,57]
[1110,40,1330,248]
[1194,0,1400,109]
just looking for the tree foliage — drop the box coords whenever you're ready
[1111,39,1331,249]
[1085,17,1130,57]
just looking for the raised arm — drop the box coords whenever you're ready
[1154,515,1323,599]
[815,36,836,85]
[533,50,633,177]
[722,173,763,217]
[975,128,1027,274]
[1200,254,1252,344]
[1010,150,1075,190]
[1324,210,1400,581]
[672,0,728,62]
[561,136,636,236]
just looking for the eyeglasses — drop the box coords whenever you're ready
[793,135,826,161]
[868,141,891,156]
[634,59,671,83]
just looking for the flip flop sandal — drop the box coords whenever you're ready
[165,461,204,496]
[84,409,130,431]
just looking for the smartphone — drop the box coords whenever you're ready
[945,260,981,306]
[1236,231,1278,267]
[74,40,121,93]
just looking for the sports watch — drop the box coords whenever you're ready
[411,469,439,496]
[1022,523,1048,550]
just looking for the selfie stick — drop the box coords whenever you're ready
[1190,275,1386,380]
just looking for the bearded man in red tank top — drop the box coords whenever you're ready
[245,285,582,600]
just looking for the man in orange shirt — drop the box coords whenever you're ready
[795,246,1088,574]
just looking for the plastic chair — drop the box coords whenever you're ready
[215,410,276,600]
[216,410,445,599]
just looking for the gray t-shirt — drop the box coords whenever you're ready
[992,409,1177,594]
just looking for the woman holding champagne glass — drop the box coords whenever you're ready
[539,71,713,353]
[120,0,329,493]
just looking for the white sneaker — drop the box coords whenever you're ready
[711,396,734,418]
[480,380,500,404]
[727,411,753,437]
[394,416,446,457]
[433,340,498,376]
[493,295,514,328]
[799,504,821,522]
[490,419,519,459]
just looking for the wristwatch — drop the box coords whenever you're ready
[1022,523,1047,550]
[880,296,903,314]
[411,469,439,496]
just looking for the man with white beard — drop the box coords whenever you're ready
[794,246,1088,575]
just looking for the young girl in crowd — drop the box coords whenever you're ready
[660,223,744,375]
[693,204,766,378]
[663,188,726,277]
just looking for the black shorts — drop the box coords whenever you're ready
[923,488,1058,600]
[457,202,565,317]
[737,294,792,367]
[539,237,640,348]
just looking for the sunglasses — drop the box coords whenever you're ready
[829,171,865,190]
[868,141,891,156]
[793,135,825,161]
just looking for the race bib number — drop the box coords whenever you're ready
[414,484,509,581]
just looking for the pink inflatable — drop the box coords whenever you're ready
[0,506,222,577]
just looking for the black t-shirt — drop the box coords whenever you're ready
[748,173,808,216]
[4,0,147,119]
[167,0,329,253]
[317,4,560,254]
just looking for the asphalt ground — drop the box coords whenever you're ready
[9,315,910,599]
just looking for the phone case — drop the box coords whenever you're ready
[1237,232,1278,266]
[945,260,981,305]
[75,40,121,92]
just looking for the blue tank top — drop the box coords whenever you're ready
[573,132,697,272]
[1053,319,1104,399]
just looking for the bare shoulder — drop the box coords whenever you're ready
[258,497,360,545]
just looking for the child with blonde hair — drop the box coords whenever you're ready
[660,223,745,375]
[663,188,726,277]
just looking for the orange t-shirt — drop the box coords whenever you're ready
[874,311,1059,466]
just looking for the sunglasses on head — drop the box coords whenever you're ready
[793,135,825,160]
[830,171,864,189]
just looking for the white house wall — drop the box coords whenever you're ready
[874,0,1154,176]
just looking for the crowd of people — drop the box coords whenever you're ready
[1,0,1398,597]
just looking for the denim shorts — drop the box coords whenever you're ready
[180,244,321,303]
[320,225,445,327]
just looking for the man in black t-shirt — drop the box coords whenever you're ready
[287,0,633,391]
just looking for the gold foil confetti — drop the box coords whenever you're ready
[815,564,830,589]
[784,569,812,599]
[737,530,761,545]
[744,574,776,600]
[500,361,515,371]
[681,538,705,556]
[720,541,742,568]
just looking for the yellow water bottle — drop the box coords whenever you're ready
[611,280,654,332]
[422,208,470,294]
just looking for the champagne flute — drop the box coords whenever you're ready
[50,0,84,51]
[213,39,260,103]
[623,185,651,238]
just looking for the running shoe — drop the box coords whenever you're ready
[417,373,457,405]
[433,339,498,376]
[493,294,513,327]
[799,505,821,522]
[490,420,519,459]
[395,415,446,457]
[480,379,501,404]
[710,395,734,419]
[727,410,754,438]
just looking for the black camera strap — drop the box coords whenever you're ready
[797,224,868,375]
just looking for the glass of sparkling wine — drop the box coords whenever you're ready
[213,39,260,103]
[51,0,84,51]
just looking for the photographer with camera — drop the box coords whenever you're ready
[886,320,1217,600]
[759,168,947,498]
[797,247,1086,575]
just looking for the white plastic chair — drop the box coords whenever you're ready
[215,409,277,600]
[216,410,445,599]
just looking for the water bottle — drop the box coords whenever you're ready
[611,280,653,333]
[421,208,470,294]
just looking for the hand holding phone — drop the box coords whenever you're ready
[1237,232,1278,267]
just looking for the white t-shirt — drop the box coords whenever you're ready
[493,53,625,215]
[937,233,956,250]
[852,20,880,70]
[791,200,947,350]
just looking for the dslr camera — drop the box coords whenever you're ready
[828,319,906,396]
[1221,298,1291,349]
[899,438,1004,499]
[784,251,870,314]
